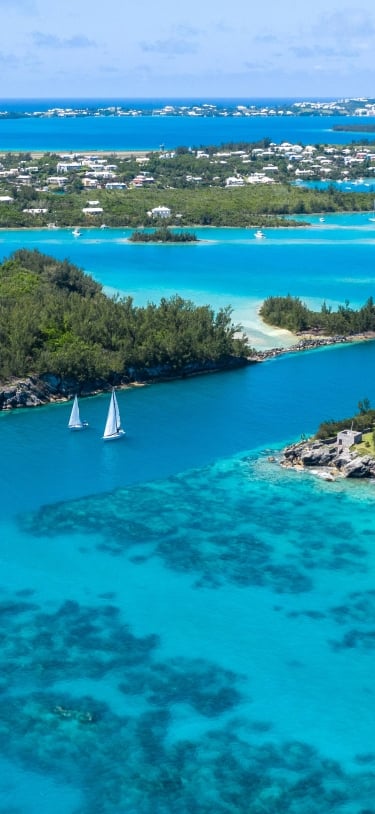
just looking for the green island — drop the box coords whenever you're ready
[280,400,375,480]
[259,294,375,335]
[0,249,251,409]
[333,124,375,132]
[128,227,198,243]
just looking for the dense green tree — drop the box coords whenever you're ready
[0,250,250,383]
[260,295,375,336]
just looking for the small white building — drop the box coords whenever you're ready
[105,182,127,190]
[57,162,82,173]
[337,429,362,449]
[23,208,48,215]
[225,176,245,187]
[47,176,67,187]
[149,205,171,219]
[82,207,104,215]
[82,178,99,188]
[0,195,13,203]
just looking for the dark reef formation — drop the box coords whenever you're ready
[2,591,375,813]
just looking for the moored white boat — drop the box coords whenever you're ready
[102,389,125,441]
[254,229,265,239]
[72,228,81,237]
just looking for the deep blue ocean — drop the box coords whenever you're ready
[1,106,375,812]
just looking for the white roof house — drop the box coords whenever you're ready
[82,207,104,214]
[105,182,127,190]
[149,205,171,218]
[23,208,48,214]
[47,176,67,186]
[225,176,245,187]
[57,162,82,173]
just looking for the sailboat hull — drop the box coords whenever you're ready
[102,429,125,441]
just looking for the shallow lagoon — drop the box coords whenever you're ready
[1,221,375,812]
[2,218,375,347]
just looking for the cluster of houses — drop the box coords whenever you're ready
[5,97,375,120]
[0,139,375,222]
[213,143,375,186]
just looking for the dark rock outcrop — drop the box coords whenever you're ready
[281,438,375,479]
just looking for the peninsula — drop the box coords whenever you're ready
[0,249,251,410]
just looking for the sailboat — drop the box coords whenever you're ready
[102,389,125,441]
[68,395,88,430]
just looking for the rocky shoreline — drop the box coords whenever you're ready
[248,333,372,362]
[1,331,374,411]
[0,355,251,410]
[280,438,375,479]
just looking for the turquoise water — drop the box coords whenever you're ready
[0,110,374,151]
[2,220,375,346]
[295,178,375,193]
[2,220,375,812]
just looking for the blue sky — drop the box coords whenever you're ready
[2,0,375,97]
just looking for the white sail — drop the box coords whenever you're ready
[103,390,125,440]
[68,395,88,430]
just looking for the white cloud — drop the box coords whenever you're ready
[32,32,97,48]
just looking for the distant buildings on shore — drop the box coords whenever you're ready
[1,97,375,120]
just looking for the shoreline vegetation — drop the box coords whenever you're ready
[259,294,375,336]
[0,249,251,410]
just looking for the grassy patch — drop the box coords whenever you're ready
[354,431,375,456]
